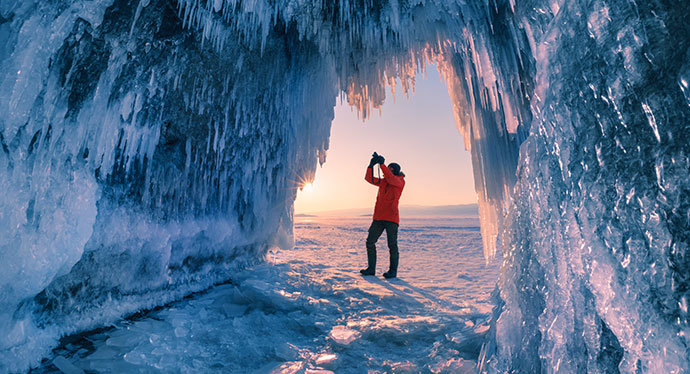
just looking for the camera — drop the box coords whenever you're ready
[371,152,384,165]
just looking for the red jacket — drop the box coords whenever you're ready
[365,164,405,224]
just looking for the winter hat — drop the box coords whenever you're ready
[388,163,402,176]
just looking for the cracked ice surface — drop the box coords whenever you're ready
[32,217,497,373]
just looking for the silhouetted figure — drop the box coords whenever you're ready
[360,152,405,279]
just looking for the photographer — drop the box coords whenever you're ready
[360,152,406,279]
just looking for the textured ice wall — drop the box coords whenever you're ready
[481,0,690,372]
[0,0,337,370]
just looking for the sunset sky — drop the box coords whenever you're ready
[294,64,477,214]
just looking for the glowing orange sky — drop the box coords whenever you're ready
[294,65,476,214]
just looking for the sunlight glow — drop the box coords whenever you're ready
[301,182,315,192]
[293,65,476,215]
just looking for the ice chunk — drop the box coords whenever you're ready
[431,358,475,374]
[314,353,337,366]
[305,370,335,374]
[222,303,248,317]
[274,342,299,361]
[328,326,359,346]
[106,332,145,348]
[253,361,303,374]
[123,350,147,365]
[173,327,189,338]
[129,319,171,334]
[52,356,85,374]
[85,346,119,361]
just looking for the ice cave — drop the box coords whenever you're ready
[0,0,688,372]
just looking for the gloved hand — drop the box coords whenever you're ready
[377,154,385,165]
[369,152,380,168]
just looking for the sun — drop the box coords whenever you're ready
[301,182,314,192]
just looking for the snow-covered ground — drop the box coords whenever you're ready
[34,217,499,373]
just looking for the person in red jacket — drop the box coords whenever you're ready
[360,152,405,278]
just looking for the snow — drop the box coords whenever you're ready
[30,217,497,373]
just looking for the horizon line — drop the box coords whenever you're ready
[295,203,479,216]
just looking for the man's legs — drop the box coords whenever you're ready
[361,220,385,275]
[383,221,399,278]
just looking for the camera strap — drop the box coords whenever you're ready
[372,164,381,185]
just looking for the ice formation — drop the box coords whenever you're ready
[0,0,688,372]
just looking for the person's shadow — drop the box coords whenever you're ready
[360,276,474,316]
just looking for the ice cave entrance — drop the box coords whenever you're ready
[294,64,476,216]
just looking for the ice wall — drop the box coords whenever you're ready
[1,0,688,372]
[480,0,690,372]
[0,0,336,370]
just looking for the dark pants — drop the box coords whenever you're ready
[366,220,399,271]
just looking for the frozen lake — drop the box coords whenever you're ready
[35,216,499,373]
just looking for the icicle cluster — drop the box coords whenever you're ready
[0,0,337,369]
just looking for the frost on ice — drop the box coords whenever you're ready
[0,0,689,372]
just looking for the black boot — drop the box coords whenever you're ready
[383,255,398,279]
[360,250,376,276]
